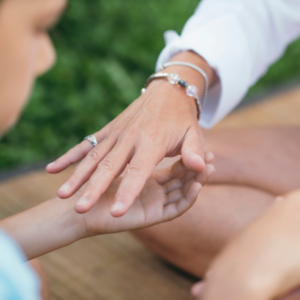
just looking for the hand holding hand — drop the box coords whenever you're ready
[80,153,215,236]
[46,51,215,218]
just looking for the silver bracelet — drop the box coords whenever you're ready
[158,61,209,111]
[141,72,202,120]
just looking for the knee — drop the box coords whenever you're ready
[131,185,276,278]
[131,218,216,278]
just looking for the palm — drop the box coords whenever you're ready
[84,159,214,235]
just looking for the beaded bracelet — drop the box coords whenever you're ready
[158,61,209,112]
[141,72,202,120]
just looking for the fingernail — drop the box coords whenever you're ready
[76,197,89,207]
[59,182,70,193]
[47,162,55,168]
[111,201,124,213]
[191,282,205,297]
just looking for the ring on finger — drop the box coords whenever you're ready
[84,135,98,147]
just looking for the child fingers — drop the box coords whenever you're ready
[194,164,215,186]
[162,182,202,221]
[155,151,214,187]
[153,159,186,185]
[164,178,196,205]
[163,162,214,194]
[204,152,215,164]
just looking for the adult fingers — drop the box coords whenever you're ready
[110,150,161,217]
[154,152,214,185]
[162,182,202,221]
[154,159,186,185]
[57,138,116,199]
[46,140,92,174]
[74,143,133,214]
[46,130,107,174]
[181,126,205,173]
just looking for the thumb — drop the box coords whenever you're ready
[181,127,205,172]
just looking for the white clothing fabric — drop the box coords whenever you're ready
[156,0,300,128]
[0,230,40,300]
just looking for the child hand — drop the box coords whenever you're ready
[80,153,214,235]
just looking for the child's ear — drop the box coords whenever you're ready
[34,34,56,76]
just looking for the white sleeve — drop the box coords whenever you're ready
[156,0,300,128]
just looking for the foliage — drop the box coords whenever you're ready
[0,0,300,169]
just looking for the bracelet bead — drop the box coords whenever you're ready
[167,73,180,85]
[142,72,202,120]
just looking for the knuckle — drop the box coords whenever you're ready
[123,125,139,139]
[122,131,134,140]
[127,163,144,176]
[87,150,101,162]
[97,158,114,172]
[84,182,97,193]
[144,129,162,144]
[71,170,82,182]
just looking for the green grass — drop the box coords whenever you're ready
[1,0,300,170]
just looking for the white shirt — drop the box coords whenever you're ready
[156,0,300,128]
[0,230,40,300]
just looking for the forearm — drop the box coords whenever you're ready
[158,0,300,128]
[0,196,84,260]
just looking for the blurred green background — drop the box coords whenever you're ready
[1,0,300,170]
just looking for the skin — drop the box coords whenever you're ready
[46,51,217,217]
[0,158,214,260]
[194,190,300,300]
[0,0,213,297]
[0,0,65,298]
[130,128,300,299]
[2,1,300,299]
[0,0,63,134]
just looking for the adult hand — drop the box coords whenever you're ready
[46,51,215,217]
[80,153,215,235]
[191,190,300,300]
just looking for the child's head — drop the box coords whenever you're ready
[0,0,66,134]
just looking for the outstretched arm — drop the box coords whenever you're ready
[47,51,216,217]
[1,155,214,260]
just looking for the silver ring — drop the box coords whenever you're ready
[84,135,98,147]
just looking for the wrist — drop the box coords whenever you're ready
[65,195,89,241]
[145,78,200,120]
[169,51,216,87]
[141,51,215,120]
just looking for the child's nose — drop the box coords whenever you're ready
[35,34,56,76]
